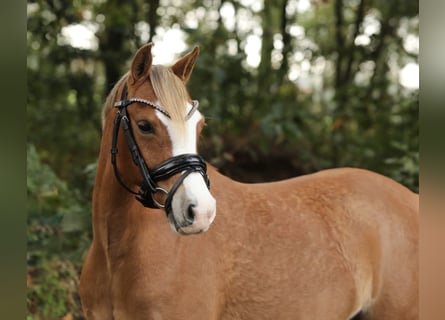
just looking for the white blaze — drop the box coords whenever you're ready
[156,103,201,155]
[156,102,216,233]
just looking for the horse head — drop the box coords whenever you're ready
[105,43,216,235]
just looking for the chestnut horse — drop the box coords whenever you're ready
[80,44,418,320]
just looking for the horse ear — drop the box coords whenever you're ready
[130,43,153,84]
[171,46,200,83]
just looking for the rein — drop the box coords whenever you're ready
[111,83,210,213]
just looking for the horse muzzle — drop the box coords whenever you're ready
[166,171,216,235]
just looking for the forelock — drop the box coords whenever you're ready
[150,65,189,124]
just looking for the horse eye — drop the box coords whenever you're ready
[137,120,154,134]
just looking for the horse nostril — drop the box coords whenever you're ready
[186,204,196,224]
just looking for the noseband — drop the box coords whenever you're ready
[111,83,210,213]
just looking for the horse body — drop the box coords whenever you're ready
[81,166,418,319]
[79,44,418,320]
[213,166,418,320]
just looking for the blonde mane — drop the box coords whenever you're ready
[101,65,190,129]
[101,72,129,128]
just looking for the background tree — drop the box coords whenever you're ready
[27,0,418,318]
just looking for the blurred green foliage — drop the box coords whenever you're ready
[27,144,90,319]
[27,0,418,318]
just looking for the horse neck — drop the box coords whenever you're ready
[92,121,139,226]
[94,124,163,262]
[206,165,245,211]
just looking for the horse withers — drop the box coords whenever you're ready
[79,43,418,320]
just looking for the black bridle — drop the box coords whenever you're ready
[111,83,210,213]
